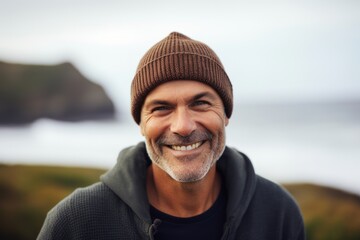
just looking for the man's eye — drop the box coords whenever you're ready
[151,106,171,113]
[192,100,210,107]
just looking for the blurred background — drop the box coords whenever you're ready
[0,0,359,239]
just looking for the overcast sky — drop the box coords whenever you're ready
[1,0,359,113]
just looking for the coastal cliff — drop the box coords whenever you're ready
[0,61,115,124]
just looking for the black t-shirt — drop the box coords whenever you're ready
[150,188,227,240]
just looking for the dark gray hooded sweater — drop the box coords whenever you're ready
[37,142,305,239]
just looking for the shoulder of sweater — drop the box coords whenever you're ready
[254,175,302,215]
[71,182,113,199]
[254,176,305,238]
[50,182,121,215]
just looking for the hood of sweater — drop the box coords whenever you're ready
[100,142,257,229]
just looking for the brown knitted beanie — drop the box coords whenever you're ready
[131,32,233,124]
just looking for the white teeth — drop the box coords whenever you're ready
[171,142,202,151]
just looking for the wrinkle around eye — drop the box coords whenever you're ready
[148,107,173,118]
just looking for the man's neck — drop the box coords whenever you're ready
[146,164,221,218]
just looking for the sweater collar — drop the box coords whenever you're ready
[217,147,257,228]
[101,142,152,223]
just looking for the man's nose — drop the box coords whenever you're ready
[170,108,197,137]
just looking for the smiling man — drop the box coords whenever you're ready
[38,32,305,240]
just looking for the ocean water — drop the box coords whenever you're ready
[1,102,359,194]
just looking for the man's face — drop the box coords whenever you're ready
[140,80,229,183]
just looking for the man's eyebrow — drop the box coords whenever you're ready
[192,92,217,101]
[144,100,172,108]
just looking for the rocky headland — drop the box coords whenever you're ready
[0,61,115,124]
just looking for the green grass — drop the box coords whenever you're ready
[0,164,105,240]
[0,164,359,240]
[284,183,360,240]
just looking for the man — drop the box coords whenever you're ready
[38,32,305,239]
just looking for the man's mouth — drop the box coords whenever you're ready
[169,141,203,151]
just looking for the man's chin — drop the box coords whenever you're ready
[167,171,207,183]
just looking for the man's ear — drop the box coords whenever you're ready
[140,122,145,136]
[225,117,229,127]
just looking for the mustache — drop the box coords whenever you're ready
[156,130,213,146]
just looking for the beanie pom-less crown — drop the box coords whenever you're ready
[131,32,233,124]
